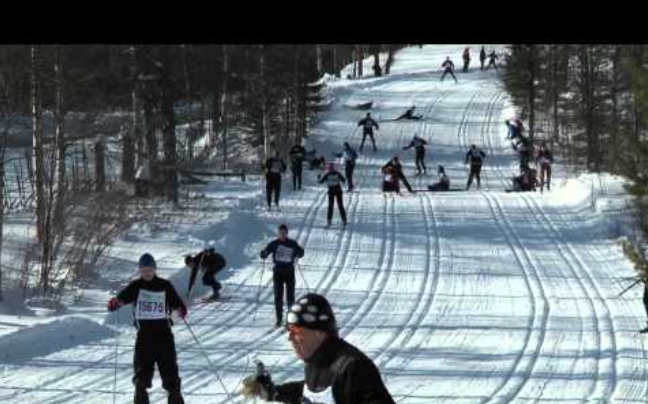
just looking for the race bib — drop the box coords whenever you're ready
[275,245,294,264]
[385,174,393,182]
[326,175,341,187]
[135,290,167,320]
[271,161,283,173]
[303,386,334,404]
[364,121,373,129]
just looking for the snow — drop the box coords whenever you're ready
[0,45,646,404]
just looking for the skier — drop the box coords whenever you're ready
[260,224,305,328]
[185,246,227,301]
[134,156,151,197]
[428,165,450,192]
[334,142,358,192]
[642,283,648,333]
[505,117,525,149]
[394,105,423,121]
[382,157,413,194]
[535,142,554,192]
[107,253,187,404]
[465,144,487,190]
[265,151,287,211]
[402,133,428,176]
[241,293,395,404]
[440,56,458,83]
[318,163,348,227]
[462,47,471,72]
[289,143,307,191]
[479,46,486,70]
[485,50,499,71]
[509,165,538,192]
[357,112,379,153]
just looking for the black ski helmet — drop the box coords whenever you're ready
[287,293,338,336]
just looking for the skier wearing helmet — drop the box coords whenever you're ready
[318,163,348,227]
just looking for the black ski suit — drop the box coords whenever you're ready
[395,107,422,121]
[486,52,499,71]
[428,172,450,192]
[357,117,379,152]
[441,60,457,83]
[265,157,287,208]
[260,238,305,324]
[187,249,227,298]
[335,146,358,192]
[403,137,428,174]
[462,49,471,72]
[319,170,348,225]
[116,277,187,404]
[382,160,413,193]
[536,148,554,191]
[465,148,486,190]
[479,48,486,70]
[274,336,395,404]
[289,145,307,191]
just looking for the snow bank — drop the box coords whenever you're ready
[0,316,111,364]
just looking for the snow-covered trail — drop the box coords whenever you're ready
[1,45,647,404]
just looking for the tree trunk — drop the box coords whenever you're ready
[160,46,178,203]
[53,45,67,230]
[260,45,270,160]
[527,45,536,149]
[357,45,364,77]
[316,44,323,76]
[220,45,229,170]
[372,46,382,77]
[31,45,45,244]
[0,139,5,301]
[610,46,620,171]
[385,45,395,75]
[123,46,137,181]
[333,46,339,78]
[95,138,106,192]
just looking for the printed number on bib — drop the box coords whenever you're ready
[302,386,334,404]
[275,245,294,264]
[136,290,167,320]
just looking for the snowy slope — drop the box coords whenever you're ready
[0,45,646,404]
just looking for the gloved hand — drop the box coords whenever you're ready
[241,373,276,401]
[107,297,121,312]
[178,306,188,320]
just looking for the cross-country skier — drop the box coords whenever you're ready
[265,151,287,211]
[184,246,227,301]
[241,293,396,404]
[334,142,358,192]
[485,50,499,71]
[394,105,423,121]
[440,56,458,83]
[641,282,648,333]
[382,156,413,194]
[462,47,471,72]
[135,156,151,197]
[402,133,428,176]
[260,224,305,328]
[465,144,487,190]
[289,143,307,191]
[318,163,348,227]
[357,112,379,152]
[505,117,525,149]
[428,165,450,192]
[509,165,538,192]
[535,142,554,192]
[479,46,486,70]
[107,253,187,404]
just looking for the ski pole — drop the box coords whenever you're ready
[112,310,119,404]
[182,317,232,400]
[618,278,644,297]
[252,260,266,322]
[296,262,311,293]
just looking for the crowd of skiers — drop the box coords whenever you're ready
[440,46,500,84]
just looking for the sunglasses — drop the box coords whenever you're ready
[287,324,306,335]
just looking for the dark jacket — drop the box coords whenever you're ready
[275,337,395,404]
[319,171,346,193]
[336,147,358,164]
[536,149,554,165]
[290,145,307,168]
[441,60,455,70]
[358,117,379,131]
[117,276,186,336]
[266,157,287,177]
[480,48,486,61]
[403,137,427,151]
[188,249,227,291]
[465,148,486,165]
[260,238,305,270]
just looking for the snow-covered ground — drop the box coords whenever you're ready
[0,45,645,404]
